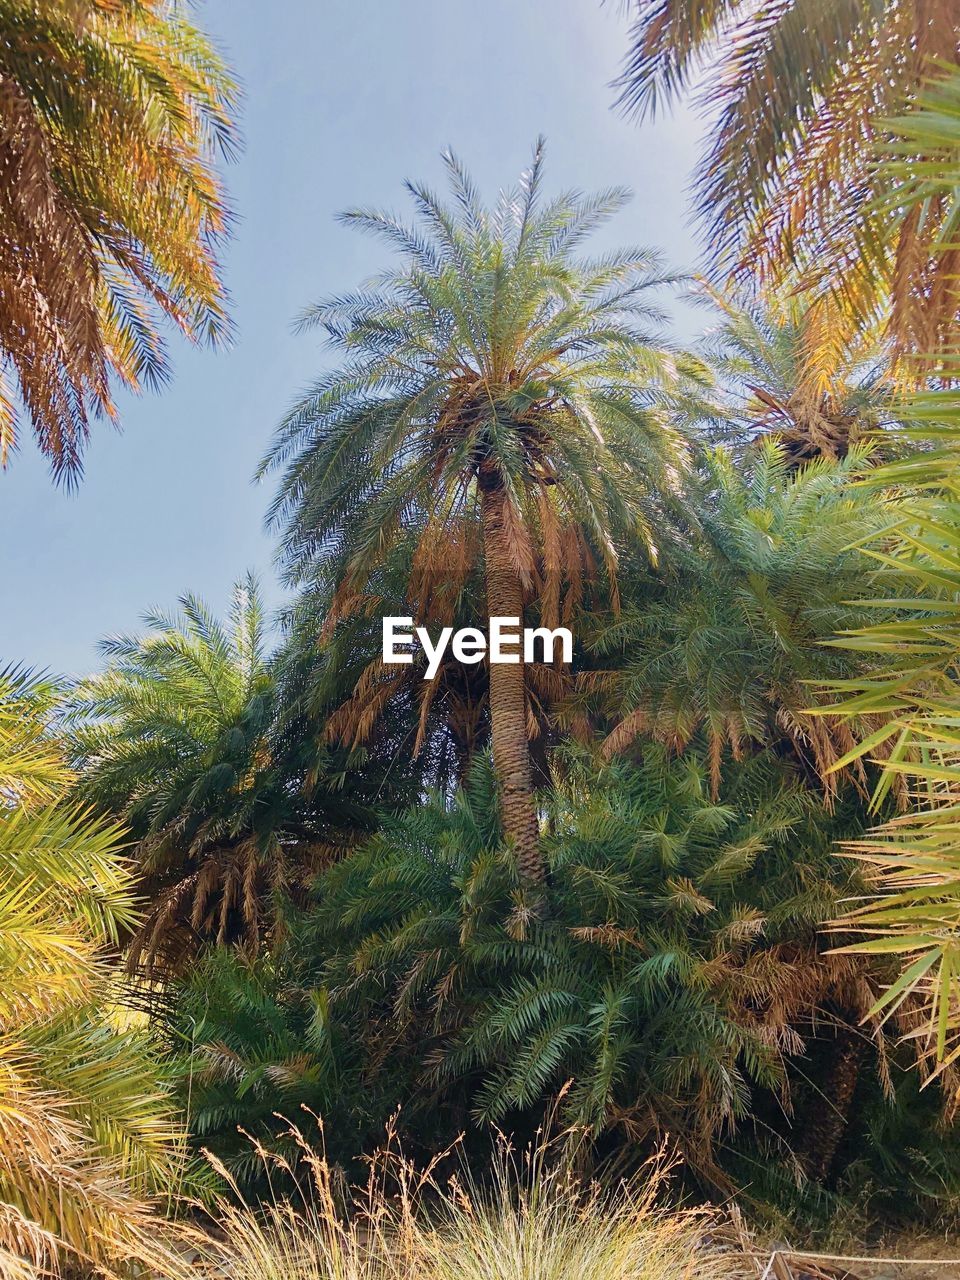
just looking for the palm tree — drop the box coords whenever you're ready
[0,0,236,482]
[596,441,894,800]
[68,576,372,971]
[260,141,704,890]
[615,2,960,362]
[184,749,908,1192]
[0,666,182,1277]
[700,294,897,468]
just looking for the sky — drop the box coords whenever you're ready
[0,0,705,677]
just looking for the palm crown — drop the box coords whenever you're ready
[701,296,896,467]
[261,141,705,886]
[69,578,284,969]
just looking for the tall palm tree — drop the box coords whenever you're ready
[0,666,181,1277]
[260,141,703,890]
[615,1,960,362]
[0,0,236,482]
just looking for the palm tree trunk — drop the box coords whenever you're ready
[797,1027,864,1183]
[480,488,544,887]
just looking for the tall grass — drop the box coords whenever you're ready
[181,1120,748,1280]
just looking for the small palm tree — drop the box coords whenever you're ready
[261,141,703,890]
[69,576,357,970]
[615,1,960,362]
[701,295,896,468]
[596,442,893,800]
[0,0,236,481]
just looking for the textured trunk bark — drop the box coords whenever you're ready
[798,1028,864,1183]
[480,487,544,888]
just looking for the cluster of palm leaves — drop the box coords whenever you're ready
[67,576,394,974]
[0,0,235,482]
[815,394,960,1067]
[777,66,960,1068]
[171,745,943,1204]
[696,294,899,465]
[593,441,893,797]
[0,668,181,1277]
[616,0,960,362]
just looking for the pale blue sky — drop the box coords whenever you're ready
[0,0,704,676]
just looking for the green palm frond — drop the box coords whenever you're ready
[173,747,898,1189]
[0,664,182,1274]
[814,381,960,1067]
[0,667,68,807]
[597,437,892,797]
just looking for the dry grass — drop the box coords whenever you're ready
[175,1120,750,1280]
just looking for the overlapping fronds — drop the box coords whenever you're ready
[0,0,236,482]
[176,749,902,1191]
[259,141,712,753]
[0,665,67,806]
[615,1,960,364]
[68,576,280,968]
[879,64,960,364]
[596,440,893,800]
[812,382,960,1069]
[0,668,183,1277]
[68,575,370,971]
[697,292,898,465]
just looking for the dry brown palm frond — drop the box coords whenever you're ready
[323,660,405,750]
[409,516,480,624]
[130,840,285,974]
[0,1007,184,1274]
[602,708,651,761]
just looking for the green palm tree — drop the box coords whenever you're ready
[260,141,706,890]
[615,1,960,362]
[700,294,897,467]
[596,441,893,799]
[68,576,371,971]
